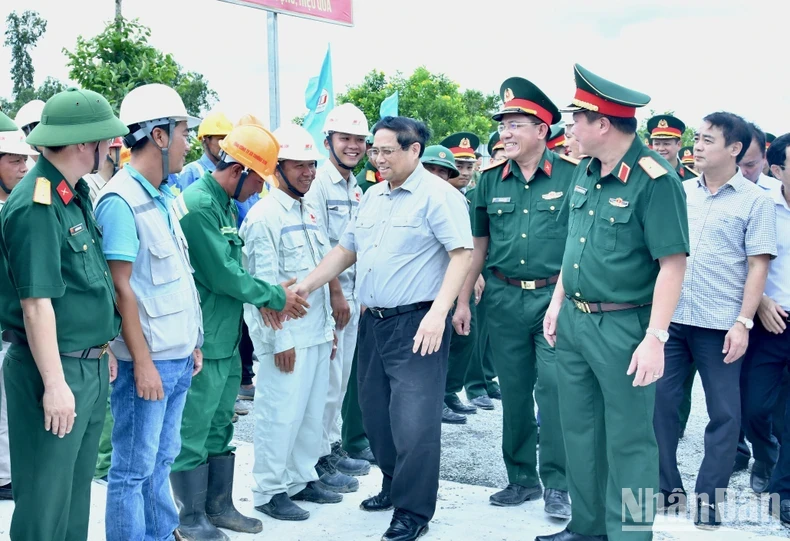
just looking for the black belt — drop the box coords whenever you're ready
[492,268,559,290]
[368,302,433,320]
[2,330,109,359]
[565,297,651,314]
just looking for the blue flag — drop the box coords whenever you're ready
[302,45,334,159]
[379,90,399,119]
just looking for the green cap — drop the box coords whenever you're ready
[547,122,566,150]
[440,132,480,162]
[421,145,459,178]
[0,110,18,133]
[679,146,694,164]
[487,131,504,157]
[27,88,129,147]
[647,114,685,139]
[563,64,650,118]
[493,77,560,125]
[766,133,776,149]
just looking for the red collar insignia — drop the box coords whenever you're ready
[617,163,631,184]
[57,180,74,205]
[543,159,552,177]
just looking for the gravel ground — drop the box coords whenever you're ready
[232,367,790,537]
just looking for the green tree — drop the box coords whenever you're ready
[62,17,218,117]
[337,67,500,146]
[638,109,695,147]
[4,10,47,98]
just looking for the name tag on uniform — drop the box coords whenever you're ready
[69,223,85,235]
[573,185,588,195]
[491,197,511,203]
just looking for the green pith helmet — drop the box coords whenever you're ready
[26,88,129,147]
[440,132,480,162]
[421,145,460,178]
[487,131,504,157]
[0,110,18,133]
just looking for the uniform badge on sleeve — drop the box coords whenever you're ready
[33,177,51,205]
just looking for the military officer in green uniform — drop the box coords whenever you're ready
[547,122,567,154]
[356,135,382,194]
[455,77,577,518]
[538,64,689,541]
[0,88,128,541]
[488,132,506,165]
[647,114,697,180]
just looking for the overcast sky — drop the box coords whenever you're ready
[2,0,789,135]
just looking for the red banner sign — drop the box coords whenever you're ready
[219,0,354,27]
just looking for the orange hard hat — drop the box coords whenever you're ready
[219,124,279,187]
[236,113,265,128]
[109,136,124,148]
[119,147,131,166]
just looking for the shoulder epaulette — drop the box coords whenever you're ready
[638,156,668,180]
[558,154,580,166]
[480,160,506,173]
[683,165,699,178]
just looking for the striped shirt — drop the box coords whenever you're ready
[765,185,790,311]
[673,168,777,330]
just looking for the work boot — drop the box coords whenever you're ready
[255,492,309,521]
[238,384,255,401]
[292,481,343,504]
[442,406,466,424]
[206,454,263,534]
[469,395,495,410]
[489,483,543,507]
[316,455,359,493]
[170,464,229,541]
[329,441,370,476]
[751,460,773,494]
[234,402,249,416]
[348,446,376,465]
[445,394,477,415]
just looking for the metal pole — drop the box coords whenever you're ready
[267,11,281,130]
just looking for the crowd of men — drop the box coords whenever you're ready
[0,59,787,541]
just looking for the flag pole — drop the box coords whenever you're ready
[267,11,281,130]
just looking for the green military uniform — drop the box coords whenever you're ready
[547,122,566,153]
[473,78,577,497]
[554,64,689,540]
[171,171,286,472]
[356,160,381,194]
[0,88,127,541]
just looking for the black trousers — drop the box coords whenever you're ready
[357,307,452,525]
[654,323,743,500]
[741,317,790,497]
[239,321,255,386]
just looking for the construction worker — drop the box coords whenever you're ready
[174,111,234,193]
[13,99,45,167]
[305,103,372,491]
[170,123,309,539]
[93,83,204,541]
[488,132,506,165]
[84,136,124,201]
[0,87,128,541]
[0,113,39,502]
[244,124,345,520]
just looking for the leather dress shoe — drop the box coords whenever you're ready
[487,386,502,400]
[445,394,477,414]
[442,406,466,424]
[656,488,687,512]
[544,488,571,519]
[535,528,608,540]
[779,500,790,524]
[490,483,543,506]
[470,395,495,410]
[0,482,11,501]
[750,460,773,494]
[694,497,721,530]
[381,509,429,541]
[732,453,750,474]
[361,490,393,511]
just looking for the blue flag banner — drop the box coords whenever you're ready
[302,45,334,159]
[379,90,399,119]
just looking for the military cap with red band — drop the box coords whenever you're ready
[547,123,566,150]
[647,114,685,139]
[563,63,650,118]
[492,77,561,126]
[440,132,480,162]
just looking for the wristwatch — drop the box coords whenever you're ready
[736,316,754,330]
[646,328,670,343]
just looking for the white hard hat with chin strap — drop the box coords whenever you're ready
[323,103,371,171]
[0,129,39,194]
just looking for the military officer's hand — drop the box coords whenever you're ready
[414,308,447,356]
[280,278,310,320]
[723,323,749,364]
[108,349,118,384]
[627,336,665,386]
[43,379,77,438]
[331,332,339,360]
[543,298,562,347]
[275,348,296,373]
[757,295,788,335]
[474,275,486,305]
[134,359,165,401]
[192,349,203,376]
[452,302,472,336]
[331,291,351,331]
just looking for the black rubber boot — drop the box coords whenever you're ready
[206,453,263,534]
[170,464,229,541]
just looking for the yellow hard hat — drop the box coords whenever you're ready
[219,125,280,187]
[236,114,265,128]
[197,112,234,141]
[119,146,131,166]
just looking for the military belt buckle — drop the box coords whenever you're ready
[520,280,536,290]
[99,343,110,357]
[573,300,591,313]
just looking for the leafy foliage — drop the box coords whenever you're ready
[4,10,47,98]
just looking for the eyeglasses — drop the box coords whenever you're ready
[497,121,541,134]
[367,147,404,160]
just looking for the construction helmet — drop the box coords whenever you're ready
[109,137,124,148]
[219,124,280,194]
[14,99,45,133]
[0,129,39,157]
[236,113,265,128]
[120,83,200,144]
[27,88,128,147]
[274,124,322,162]
[0,110,17,133]
[421,145,459,178]
[197,111,233,141]
[119,147,131,167]
[323,103,370,137]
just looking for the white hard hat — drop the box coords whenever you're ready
[274,124,322,161]
[14,99,46,131]
[0,129,39,156]
[323,103,371,137]
[120,83,201,145]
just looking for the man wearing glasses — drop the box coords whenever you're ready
[454,77,576,519]
[292,116,473,541]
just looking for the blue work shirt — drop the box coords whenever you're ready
[95,165,176,262]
